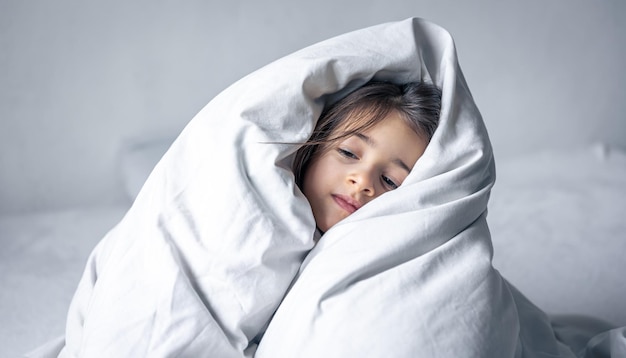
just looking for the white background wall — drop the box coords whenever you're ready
[1,0,624,214]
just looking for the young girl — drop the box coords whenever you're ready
[293,80,442,233]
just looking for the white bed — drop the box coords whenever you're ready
[2,17,625,357]
[1,138,624,357]
[0,206,128,357]
[489,144,626,327]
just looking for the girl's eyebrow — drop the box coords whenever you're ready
[355,133,375,147]
[355,133,412,173]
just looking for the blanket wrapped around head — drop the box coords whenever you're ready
[35,17,594,358]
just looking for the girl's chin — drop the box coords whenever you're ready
[317,219,336,233]
[320,215,348,233]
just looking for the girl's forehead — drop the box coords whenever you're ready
[342,108,410,133]
[334,107,390,133]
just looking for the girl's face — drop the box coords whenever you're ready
[302,111,428,232]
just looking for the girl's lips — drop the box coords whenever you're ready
[332,194,361,214]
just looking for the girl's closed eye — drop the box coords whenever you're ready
[337,148,358,159]
[382,175,399,190]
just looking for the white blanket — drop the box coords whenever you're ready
[30,18,624,358]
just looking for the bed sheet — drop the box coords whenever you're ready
[489,144,626,327]
[0,206,127,358]
[2,147,625,357]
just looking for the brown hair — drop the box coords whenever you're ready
[293,80,442,187]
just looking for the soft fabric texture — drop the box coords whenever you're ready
[0,207,126,358]
[29,18,624,358]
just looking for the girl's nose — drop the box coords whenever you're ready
[348,171,375,197]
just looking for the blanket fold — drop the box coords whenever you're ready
[30,17,624,358]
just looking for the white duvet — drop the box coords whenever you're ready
[30,18,625,358]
